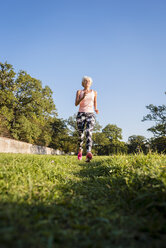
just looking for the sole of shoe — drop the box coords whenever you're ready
[86,152,92,162]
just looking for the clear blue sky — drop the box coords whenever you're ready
[1,0,166,142]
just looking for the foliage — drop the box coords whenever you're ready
[102,124,122,141]
[149,136,166,153]
[0,62,64,146]
[93,132,110,155]
[0,114,12,138]
[11,70,57,145]
[127,135,147,154]
[142,92,166,137]
[0,153,166,248]
[97,124,127,155]
[50,118,77,153]
[0,62,17,133]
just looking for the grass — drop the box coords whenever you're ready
[0,153,166,248]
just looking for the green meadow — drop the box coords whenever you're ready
[0,153,166,248]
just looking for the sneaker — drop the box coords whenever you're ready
[86,152,93,162]
[78,152,82,160]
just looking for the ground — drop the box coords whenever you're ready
[0,153,166,248]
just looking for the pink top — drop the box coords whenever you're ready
[79,90,95,113]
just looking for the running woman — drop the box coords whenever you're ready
[75,76,99,162]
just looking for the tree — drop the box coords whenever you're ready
[50,118,73,152]
[142,92,166,137]
[92,132,110,155]
[11,70,57,145]
[101,124,127,155]
[0,62,58,146]
[127,135,147,154]
[0,62,17,134]
[150,136,166,153]
[67,114,78,136]
[102,124,122,141]
[0,114,12,137]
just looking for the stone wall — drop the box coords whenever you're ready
[0,137,63,155]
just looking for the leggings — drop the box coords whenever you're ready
[76,112,95,152]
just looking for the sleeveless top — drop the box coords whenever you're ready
[79,90,95,113]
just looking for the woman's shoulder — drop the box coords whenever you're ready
[92,90,97,95]
[77,89,83,93]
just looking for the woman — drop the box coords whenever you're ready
[75,76,99,162]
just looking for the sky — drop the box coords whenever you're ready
[1,0,166,142]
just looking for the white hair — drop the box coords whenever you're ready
[82,76,93,86]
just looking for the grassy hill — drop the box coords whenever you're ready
[0,153,166,248]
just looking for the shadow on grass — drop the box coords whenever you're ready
[0,159,166,248]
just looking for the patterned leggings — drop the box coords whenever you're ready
[76,112,95,152]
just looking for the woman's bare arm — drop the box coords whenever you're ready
[75,90,86,106]
[94,91,99,114]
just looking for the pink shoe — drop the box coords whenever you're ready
[78,152,82,160]
[86,152,93,162]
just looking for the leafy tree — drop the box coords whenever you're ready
[101,139,127,155]
[101,124,127,155]
[149,136,166,153]
[92,132,110,155]
[127,135,147,154]
[102,124,122,141]
[50,118,73,152]
[67,114,78,136]
[0,62,17,133]
[10,70,57,145]
[142,92,166,137]
[0,115,12,137]
[0,62,59,146]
